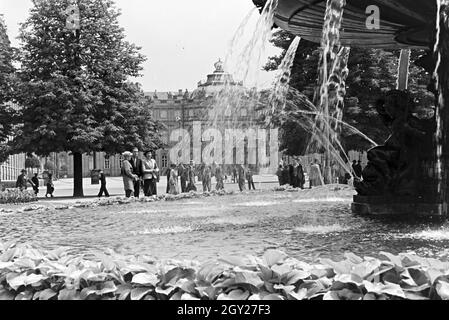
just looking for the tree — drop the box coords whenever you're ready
[0,17,16,163]
[25,153,42,172]
[13,0,163,196]
[264,29,433,155]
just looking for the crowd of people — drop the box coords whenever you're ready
[117,147,260,198]
[15,169,55,197]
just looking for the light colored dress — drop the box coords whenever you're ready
[121,160,135,192]
[169,169,179,195]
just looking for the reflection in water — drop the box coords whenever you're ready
[1,190,449,262]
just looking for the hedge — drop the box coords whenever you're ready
[1,242,449,300]
[0,189,37,204]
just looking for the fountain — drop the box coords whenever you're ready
[252,0,449,217]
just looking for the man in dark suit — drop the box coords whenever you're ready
[98,170,110,197]
[131,147,143,198]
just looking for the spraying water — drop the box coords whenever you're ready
[434,0,449,209]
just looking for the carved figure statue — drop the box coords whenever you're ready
[355,90,434,197]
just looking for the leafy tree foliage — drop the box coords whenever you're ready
[0,18,16,163]
[264,30,433,155]
[13,0,163,196]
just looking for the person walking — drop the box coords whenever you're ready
[168,164,179,195]
[179,164,187,193]
[295,160,305,189]
[232,166,238,184]
[246,166,256,191]
[31,173,39,196]
[16,170,34,192]
[98,170,110,198]
[130,147,143,198]
[141,150,159,197]
[215,165,225,191]
[282,164,291,186]
[309,159,324,187]
[276,164,284,186]
[45,173,55,198]
[186,161,197,192]
[202,164,212,192]
[121,151,138,198]
[166,165,172,194]
[238,165,246,192]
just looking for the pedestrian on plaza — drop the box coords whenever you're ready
[246,166,256,190]
[309,159,324,187]
[121,151,138,198]
[45,173,55,198]
[232,166,238,184]
[295,160,305,189]
[98,170,110,198]
[168,164,179,195]
[141,150,159,197]
[289,164,296,188]
[179,164,187,193]
[282,164,291,186]
[215,165,225,191]
[166,165,172,194]
[130,147,143,198]
[31,173,39,195]
[238,165,246,192]
[276,164,283,186]
[202,164,212,192]
[16,170,34,192]
[186,161,197,192]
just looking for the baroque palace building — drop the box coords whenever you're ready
[0,60,275,180]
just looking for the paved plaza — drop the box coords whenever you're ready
[35,175,282,202]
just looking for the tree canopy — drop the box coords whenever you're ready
[0,18,16,163]
[264,29,433,155]
[12,0,163,195]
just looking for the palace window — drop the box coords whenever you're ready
[162,155,168,168]
[104,156,111,170]
[160,110,168,119]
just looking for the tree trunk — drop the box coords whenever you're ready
[73,152,84,197]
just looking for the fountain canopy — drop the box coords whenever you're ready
[255,0,437,49]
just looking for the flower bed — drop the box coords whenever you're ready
[1,242,448,300]
[0,189,37,204]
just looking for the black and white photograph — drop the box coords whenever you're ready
[0,0,449,309]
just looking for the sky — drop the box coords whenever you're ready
[0,0,280,92]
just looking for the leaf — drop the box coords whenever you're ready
[15,291,33,300]
[363,281,405,299]
[116,284,132,300]
[58,289,79,300]
[352,259,381,279]
[234,271,264,288]
[155,286,176,296]
[132,273,159,286]
[181,293,200,300]
[217,289,250,300]
[379,252,403,267]
[271,264,291,277]
[0,288,15,300]
[262,294,284,300]
[6,273,27,290]
[36,289,57,300]
[197,262,225,283]
[130,287,153,300]
[436,280,449,300]
[286,270,310,285]
[263,250,287,267]
[289,288,308,300]
[319,258,352,275]
[344,252,364,264]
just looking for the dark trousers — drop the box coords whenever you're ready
[133,180,141,198]
[98,184,109,197]
[180,178,187,193]
[125,190,133,198]
[248,179,256,190]
[238,179,245,192]
[144,179,157,197]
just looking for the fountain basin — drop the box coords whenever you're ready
[254,0,436,48]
